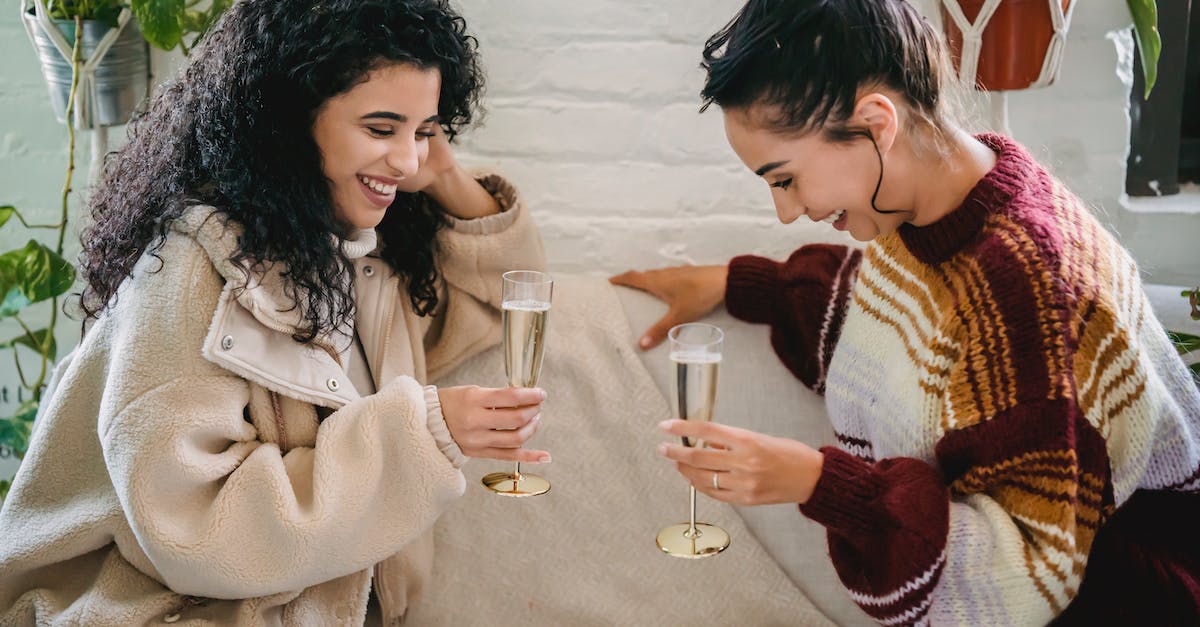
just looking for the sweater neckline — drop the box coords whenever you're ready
[898,133,1034,264]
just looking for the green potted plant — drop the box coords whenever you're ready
[21,0,230,129]
[2,0,230,501]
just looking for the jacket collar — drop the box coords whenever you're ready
[172,206,361,351]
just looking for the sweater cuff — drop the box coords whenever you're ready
[799,446,889,536]
[444,173,522,235]
[725,255,783,324]
[424,385,467,469]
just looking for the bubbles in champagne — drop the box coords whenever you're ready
[503,300,550,388]
[670,352,720,447]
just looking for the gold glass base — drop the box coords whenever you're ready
[655,523,730,559]
[481,471,550,497]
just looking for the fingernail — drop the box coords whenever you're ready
[658,420,672,431]
[537,388,548,401]
[532,413,542,423]
[656,443,668,456]
[538,455,551,463]
[639,337,651,348]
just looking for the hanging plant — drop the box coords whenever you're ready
[41,0,230,55]
[131,0,231,56]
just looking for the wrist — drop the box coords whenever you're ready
[424,166,500,219]
[796,448,824,504]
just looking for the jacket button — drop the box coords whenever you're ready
[221,335,234,350]
[163,614,181,623]
[327,378,340,392]
[363,265,375,277]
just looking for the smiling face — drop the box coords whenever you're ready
[311,62,442,231]
[722,106,910,242]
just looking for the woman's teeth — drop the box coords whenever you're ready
[822,209,845,224]
[359,176,397,195]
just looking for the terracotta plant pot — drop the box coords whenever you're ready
[942,0,1072,91]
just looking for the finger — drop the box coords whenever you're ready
[481,386,547,409]
[674,462,738,503]
[659,419,749,449]
[638,310,682,350]
[481,414,542,448]
[478,405,541,430]
[474,447,551,463]
[656,442,735,471]
[608,270,652,293]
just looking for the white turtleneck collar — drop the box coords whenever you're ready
[340,228,378,260]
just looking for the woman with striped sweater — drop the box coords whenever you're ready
[612,0,1200,624]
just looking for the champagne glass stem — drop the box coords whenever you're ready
[513,461,522,480]
[687,485,698,537]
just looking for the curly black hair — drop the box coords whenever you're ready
[81,0,485,341]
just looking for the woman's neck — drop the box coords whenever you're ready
[906,127,998,227]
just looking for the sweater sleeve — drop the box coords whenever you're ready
[801,396,1108,626]
[423,173,546,381]
[797,290,1198,625]
[725,244,861,392]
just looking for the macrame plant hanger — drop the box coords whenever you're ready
[20,0,138,178]
[940,0,1076,135]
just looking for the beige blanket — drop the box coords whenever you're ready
[408,277,832,626]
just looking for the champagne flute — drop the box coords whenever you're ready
[481,270,553,497]
[656,322,730,558]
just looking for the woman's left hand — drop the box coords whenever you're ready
[656,419,824,506]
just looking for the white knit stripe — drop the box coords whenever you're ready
[870,245,942,328]
[828,339,935,459]
[861,250,947,356]
[853,272,955,380]
[1027,547,1074,611]
[876,595,934,626]
[1009,513,1078,546]
[815,252,857,390]
[847,552,946,607]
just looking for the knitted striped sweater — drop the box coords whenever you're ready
[725,134,1200,626]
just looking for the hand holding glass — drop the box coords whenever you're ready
[481,270,553,497]
[656,322,730,558]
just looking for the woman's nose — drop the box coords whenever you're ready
[385,139,420,178]
[774,198,803,224]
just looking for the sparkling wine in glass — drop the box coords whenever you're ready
[481,270,553,497]
[656,323,730,558]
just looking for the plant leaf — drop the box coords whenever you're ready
[1126,0,1161,99]
[94,3,124,30]
[132,0,185,51]
[0,241,75,317]
[1169,331,1200,355]
[1,328,57,361]
[0,206,14,231]
[0,401,38,460]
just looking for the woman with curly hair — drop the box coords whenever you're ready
[0,0,547,623]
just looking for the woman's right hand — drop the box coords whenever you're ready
[438,385,550,463]
[609,265,729,350]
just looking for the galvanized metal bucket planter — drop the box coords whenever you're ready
[20,0,149,129]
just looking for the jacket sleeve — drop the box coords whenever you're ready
[98,239,466,600]
[423,172,546,381]
[725,244,861,393]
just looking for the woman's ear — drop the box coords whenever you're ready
[853,92,898,155]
